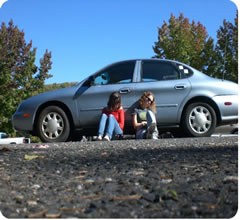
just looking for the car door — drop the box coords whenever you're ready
[135,60,192,125]
[75,60,138,129]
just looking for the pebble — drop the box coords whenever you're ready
[45,209,61,218]
[27,200,37,206]
[105,177,113,182]
[161,179,173,184]
[77,185,83,190]
[223,176,238,183]
[31,184,41,189]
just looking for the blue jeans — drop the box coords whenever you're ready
[98,114,122,139]
[136,110,158,139]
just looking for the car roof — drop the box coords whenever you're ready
[110,58,187,65]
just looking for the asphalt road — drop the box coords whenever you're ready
[213,124,238,135]
[0,136,238,218]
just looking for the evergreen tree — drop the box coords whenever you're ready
[215,11,238,83]
[153,12,238,83]
[0,20,52,134]
[153,13,217,75]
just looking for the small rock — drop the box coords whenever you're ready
[15,194,24,202]
[32,184,41,189]
[161,179,172,184]
[27,200,37,206]
[84,179,95,184]
[105,177,113,183]
[45,209,61,218]
[223,176,238,183]
[77,184,83,190]
[142,193,159,203]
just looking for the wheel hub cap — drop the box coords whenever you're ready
[195,112,207,127]
[189,106,212,134]
[48,119,58,133]
[42,112,64,139]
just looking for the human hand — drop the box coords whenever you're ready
[141,122,147,127]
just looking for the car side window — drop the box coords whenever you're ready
[141,61,180,82]
[93,61,135,85]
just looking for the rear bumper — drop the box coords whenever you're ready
[212,95,238,124]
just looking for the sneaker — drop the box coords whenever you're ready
[103,135,110,141]
[146,122,156,139]
[97,135,102,141]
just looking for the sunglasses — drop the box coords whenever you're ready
[146,97,153,104]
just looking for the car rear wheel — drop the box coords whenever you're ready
[37,106,70,142]
[182,102,216,137]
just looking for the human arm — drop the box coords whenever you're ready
[132,114,147,130]
[118,107,125,131]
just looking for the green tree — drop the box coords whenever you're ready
[153,13,217,75]
[215,11,238,83]
[0,20,52,134]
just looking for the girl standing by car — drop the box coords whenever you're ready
[97,92,124,141]
[132,91,158,139]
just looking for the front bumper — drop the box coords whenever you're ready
[12,111,34,132]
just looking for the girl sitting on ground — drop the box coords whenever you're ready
[132,91,158,139]
[97,92,124,141]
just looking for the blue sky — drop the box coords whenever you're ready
[0,0,238,84]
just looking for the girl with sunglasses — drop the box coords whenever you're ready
[132,91,158,139]
[97,92,124,141]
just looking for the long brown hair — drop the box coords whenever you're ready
[138,91,156,113]
[107,92,121,112]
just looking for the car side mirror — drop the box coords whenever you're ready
[101,74,107,80]
[89,76,95,86]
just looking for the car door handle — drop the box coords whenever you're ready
[119,88,131,94]
[174,84,186,90]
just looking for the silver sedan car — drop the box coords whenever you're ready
[12,59,238,142]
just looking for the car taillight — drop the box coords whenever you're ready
[224,102,232,106]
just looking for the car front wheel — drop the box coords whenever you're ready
[182,102,216,137]
[37,106,70,142]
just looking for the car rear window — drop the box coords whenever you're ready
[175,63,193,78]
[141,61,180,82]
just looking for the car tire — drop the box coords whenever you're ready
[37,106,70,142]
[181,102,216,137]
[231,128,238,134]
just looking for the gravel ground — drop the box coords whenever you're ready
[0,136,238,218]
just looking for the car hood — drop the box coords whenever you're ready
[19,87,78,109]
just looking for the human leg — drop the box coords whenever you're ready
[136,128,147,139]
[146,110,158,139]
[98,114,108,138]
[104,114,122,140]
[146,110,156,125]
[112,117,123,140]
